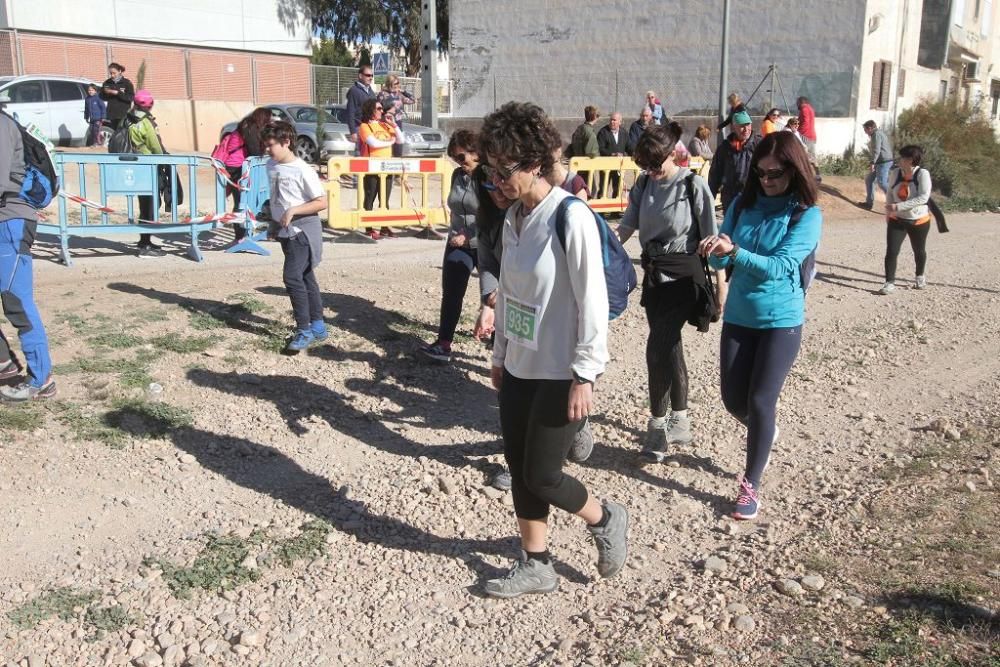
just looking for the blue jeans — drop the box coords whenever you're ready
[865,162,892,205]
[719,322,802,486]
[0,219,51,386]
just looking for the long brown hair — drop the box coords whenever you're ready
[740,132,818,209]
[239,107,273,156]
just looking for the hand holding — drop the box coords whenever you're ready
[567,380,593,422]
[474,306,495,341]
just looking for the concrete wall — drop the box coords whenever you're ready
[0,0,311,56]
[449,0,868,124]
[152,100,255,153]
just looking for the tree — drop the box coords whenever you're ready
[311,38,357,67]
[304,1,448,77]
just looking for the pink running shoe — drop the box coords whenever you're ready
[732,476,760,520]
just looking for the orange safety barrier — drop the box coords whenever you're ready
[568,156,641,217]
[325,156,451,236]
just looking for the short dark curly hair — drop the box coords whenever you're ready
[447,129,478,158]
[478,102,562,177]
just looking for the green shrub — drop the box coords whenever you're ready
[895,99,1000,204]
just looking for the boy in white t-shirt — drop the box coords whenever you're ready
[262,121,329,352]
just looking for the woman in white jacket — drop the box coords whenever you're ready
[478,102,629,598]
[879,144,932,295]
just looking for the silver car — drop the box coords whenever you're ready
[220,104,354,163]
[326,105,447,158]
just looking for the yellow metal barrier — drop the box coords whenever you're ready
[568,156,641,217]
[689,156,711,176]
[325,156,451,234]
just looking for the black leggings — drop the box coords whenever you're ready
[138,195,157,247]
[362,174,394,211]
[499,370,588,520]
[720,322,802,486]
[437,247,476,343]
[227,166,246,241]
[884,219,929,282]
[643,278,695,417]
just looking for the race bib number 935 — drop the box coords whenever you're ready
[504,298,540,351]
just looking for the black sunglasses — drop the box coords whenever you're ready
[753,166,788,181]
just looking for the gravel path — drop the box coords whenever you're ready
[1,179,998,666]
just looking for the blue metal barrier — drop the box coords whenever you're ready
[38,153,228,266]
[225,156,271,256]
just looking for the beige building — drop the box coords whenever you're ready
[0,0,314,150]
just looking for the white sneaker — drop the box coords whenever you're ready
[915,275,927,289]
[878,282,895,295]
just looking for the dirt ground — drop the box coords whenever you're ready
[0,175,997,667]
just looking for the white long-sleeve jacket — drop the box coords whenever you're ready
[492,187,609,383]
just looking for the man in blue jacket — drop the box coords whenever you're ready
[345,65,376,149]
[0,112,54,400]
[708,111,761,213]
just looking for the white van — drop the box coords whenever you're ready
[0,75,99,146]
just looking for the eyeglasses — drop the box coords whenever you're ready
[361,72,373,78]
[483,162,522,183]
[753,166,788,181]
[452,152,476,164]
[375,106,383,111]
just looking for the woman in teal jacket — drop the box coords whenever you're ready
[699,132,822,520]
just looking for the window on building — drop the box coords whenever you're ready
[939,80,949,101]
[870,61,893,110]
[991,80,1000,118]
[897,69,907,97]
[46,80,84,102]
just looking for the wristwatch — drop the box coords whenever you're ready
[726,243,740,258]
[573,372,594,386]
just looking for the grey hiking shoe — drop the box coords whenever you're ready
[490,470,512,491]
[568,419,594,463]
[0,378,56,402]
[915,275,927,289]
[877,282,895,295]
[588,500,629,578]
[664,413,692,445]
[484,551,559,599]
[641,417,668,462]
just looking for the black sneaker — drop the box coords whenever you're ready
[137,245,167,259]
[418,342,451,363]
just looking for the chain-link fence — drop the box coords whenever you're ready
[312,64,453,115]
[468,66,857,120]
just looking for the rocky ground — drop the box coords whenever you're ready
[0,176,997,666]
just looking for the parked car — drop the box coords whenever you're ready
[0,75,99,146]
[219,104,354,163]
[326,105,447,158]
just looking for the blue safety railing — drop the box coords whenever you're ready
[225,156,271,256]
[38,153,228,266]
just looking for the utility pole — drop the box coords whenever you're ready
[421,0,438,128]
[768,63,776,111]
[718,0,731,142]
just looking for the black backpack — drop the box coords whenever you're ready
[1,111,58,209]
[107,115,137,154]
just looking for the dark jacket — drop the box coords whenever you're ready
[627,120,650,155]
[99,76,135,122]
[84,95,106,122]
[475,173,509,302]
[345,81,376,136]
[597,124,628,156]
[707,132,762,210]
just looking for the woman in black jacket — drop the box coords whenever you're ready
[99,62,135,131]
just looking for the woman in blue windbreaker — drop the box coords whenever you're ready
[698,132,822,521]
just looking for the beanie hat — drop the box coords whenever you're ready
[133,89,154,109]
[733,110,752,125]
